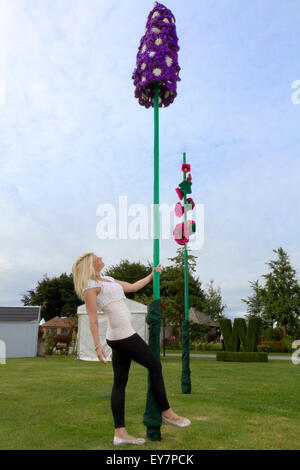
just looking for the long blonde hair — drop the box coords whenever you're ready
[72,252,97,301]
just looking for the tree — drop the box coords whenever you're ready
[21,273,81,321]
[241,280,271,328]
[161,247,206,324]
[160,296,181,326]
[20,248,228,329]
[262,247,300,336]
[105,258,153,300]
[241,247,300,337]
[21,260,155,322]
[202,279,227,321]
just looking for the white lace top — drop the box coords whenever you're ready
[82,275,136,341]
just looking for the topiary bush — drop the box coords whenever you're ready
[219,317,262,352]
[217,352,268,362]
[218,317,264,361]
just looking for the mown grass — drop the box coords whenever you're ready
[0,355,299,450]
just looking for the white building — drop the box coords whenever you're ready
[0,306,41,358]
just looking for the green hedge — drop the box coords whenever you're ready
[219,317,262,352]
[216,352,268,362]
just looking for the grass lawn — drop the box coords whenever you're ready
[0,355,299,450]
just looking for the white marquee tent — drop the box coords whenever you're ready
[76,298,149,361]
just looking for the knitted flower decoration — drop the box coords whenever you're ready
[187,220,196,234]
[181,163,191,173]
[186,197,195,210]
[173,222,189,245]
[174,201,184,217]
[178,179,192,196]
[175,187,184,200]
[132,1,181,108]
[173,159,196,245]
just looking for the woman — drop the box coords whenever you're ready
[72,251,191,446]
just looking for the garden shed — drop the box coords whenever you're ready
[163,307,220,341]
[76,298,148,362]
[0,306,41,358]
[189,307,220,328]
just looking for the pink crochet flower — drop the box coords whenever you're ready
[173,222,189,245]
[175,187,184,200]
[174,202,184,217]
[187,173,192,181]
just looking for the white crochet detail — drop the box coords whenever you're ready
[82,275,135,340]
[83,276,126,310]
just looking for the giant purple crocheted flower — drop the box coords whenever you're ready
[132,1,181,108]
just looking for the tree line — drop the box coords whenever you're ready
[21,246,300,337]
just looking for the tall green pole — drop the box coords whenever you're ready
[181,151,191,393]
[132,1,181,442]
[153,82,160,300]
[143,81,162,441]
[183,152,189,321]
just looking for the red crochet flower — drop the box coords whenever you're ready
[186,197,195,210]
[187,173,192,181]
[181,163,191,173]
[175,187,184,200]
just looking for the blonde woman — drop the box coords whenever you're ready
[72,252,191,446]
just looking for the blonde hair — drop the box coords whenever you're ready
[72,252,97,301]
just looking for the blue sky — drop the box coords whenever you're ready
[0,0,299,319]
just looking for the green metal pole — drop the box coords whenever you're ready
[143,81,162,441]
[183,152,189,321]
[181,151,191,393]
[153,82,160,300]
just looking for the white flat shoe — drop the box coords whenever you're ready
[162,416,191,428]
[113,436,146,446]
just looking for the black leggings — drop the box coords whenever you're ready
[106,333,170,429]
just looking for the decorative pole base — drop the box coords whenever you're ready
[143,299,162,440]
[181,319,191,394]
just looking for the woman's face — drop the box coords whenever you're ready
[93,254,105,272]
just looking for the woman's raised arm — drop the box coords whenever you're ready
[114,264,163,293]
